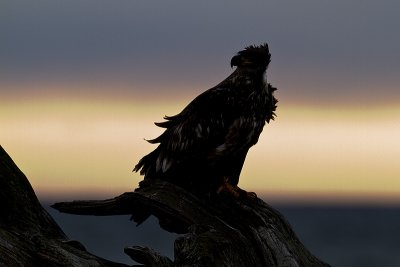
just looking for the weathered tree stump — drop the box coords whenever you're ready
[53,180,330,267]
[0,146,127,267]
[0,145,330,266]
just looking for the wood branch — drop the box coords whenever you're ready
[0,146,128,267]
[0,144,330,266]
[53,179,331,267]
[124,246,173,267]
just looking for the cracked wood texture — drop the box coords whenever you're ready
[53,181,331,267]
[0,146,128,267]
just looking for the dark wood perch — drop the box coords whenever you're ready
[0,146,128,267]
[0,145,330,267]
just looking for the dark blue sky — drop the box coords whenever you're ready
[1,0,400,104]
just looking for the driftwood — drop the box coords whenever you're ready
[53,180,330,267]
[0,145,330,266]
[0,146,128,267]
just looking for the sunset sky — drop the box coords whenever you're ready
[1,1,399,204]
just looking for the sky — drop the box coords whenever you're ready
[1,0,400,204]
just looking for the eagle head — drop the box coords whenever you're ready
[230,43,271,70]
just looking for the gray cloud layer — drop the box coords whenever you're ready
[1,1,399,104]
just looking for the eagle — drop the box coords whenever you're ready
[134,43,277,199]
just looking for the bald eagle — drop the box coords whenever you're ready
[134,43,277,198]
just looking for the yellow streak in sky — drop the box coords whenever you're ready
[1,97,399,204]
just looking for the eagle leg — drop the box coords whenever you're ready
[216,178,257,200]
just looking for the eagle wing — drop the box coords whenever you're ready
[134,86,263,180]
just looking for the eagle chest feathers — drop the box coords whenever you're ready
[134,43,277,196]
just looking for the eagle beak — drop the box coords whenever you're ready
[230,55,240,68]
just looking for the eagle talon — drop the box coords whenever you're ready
[217,179,257,200]
[245,191,258,200]
[216,180,240,199]
[236,188,257,200]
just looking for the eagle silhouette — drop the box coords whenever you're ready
[134,43,277,198]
